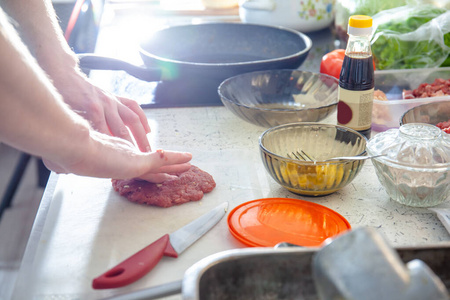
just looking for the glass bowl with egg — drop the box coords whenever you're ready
[259,123,367,196]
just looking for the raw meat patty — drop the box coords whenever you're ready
[112,166,216,208]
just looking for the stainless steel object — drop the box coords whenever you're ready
[104,230,450,299]
[312,227,449,300]
[181,241,450,299]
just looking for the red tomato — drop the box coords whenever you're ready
[320,49,346,79]
[320,49,376,79]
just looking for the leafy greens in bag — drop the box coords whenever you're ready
[371,5,450,70]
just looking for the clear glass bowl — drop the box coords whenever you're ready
[259,123,367,196]
[219,70,338,127]
[400,100,450,126]
[367,124,450,207]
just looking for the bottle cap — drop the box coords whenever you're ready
[348,15,372,36]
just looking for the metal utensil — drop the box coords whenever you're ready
[92,202,228,289]
[288,150,386,162]
[102,280,183,300]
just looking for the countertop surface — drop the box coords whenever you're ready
[12,2,450,300]
[12,105,450,300]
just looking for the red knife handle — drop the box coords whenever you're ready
[92,234,178,289]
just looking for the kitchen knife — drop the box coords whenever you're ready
[92,202,228,289]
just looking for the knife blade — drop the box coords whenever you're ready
[92,202,228,289]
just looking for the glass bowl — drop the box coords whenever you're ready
[400,100,450,127]
[367,124,450,207]
[259,123,367,196]
[218,70,338,127]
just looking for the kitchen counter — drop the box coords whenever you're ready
[12,2,450,300]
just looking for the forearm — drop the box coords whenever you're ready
[0,0,78,73]
[0,12,138,178]
[1,0,152,152]
[0,8,90,165]
[0,8,191,182]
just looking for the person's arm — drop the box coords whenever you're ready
[0,0,152,152]
[0,8,191,183]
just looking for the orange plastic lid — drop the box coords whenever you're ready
[227,198,351,247]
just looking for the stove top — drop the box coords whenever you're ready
[99,70,223,108]
[90,3,337,108]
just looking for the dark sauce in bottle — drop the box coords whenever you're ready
[339,54,374,90]
[338,53,374,139]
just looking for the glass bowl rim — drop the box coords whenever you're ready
[367,150,450,170]
[399,100,450,126]
[367,123,450,169]
[218,69,339,113]
[259,122,368,165]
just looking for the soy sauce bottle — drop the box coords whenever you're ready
[337,15,374,139]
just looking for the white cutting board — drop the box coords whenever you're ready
[14,149,277,299]
[13,107,450,299]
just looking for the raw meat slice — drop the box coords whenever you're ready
[436,120,450,134]
[112,165,216,208]
[403,78,450,99]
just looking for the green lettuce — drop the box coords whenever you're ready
[371,5,450,69]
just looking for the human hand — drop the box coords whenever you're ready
[136,149,193,183]
[51,69,152,152]
[42,131,192,183]
[0,1,186,183]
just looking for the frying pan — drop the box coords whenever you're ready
[79,22,312,106]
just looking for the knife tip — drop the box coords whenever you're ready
[221,202,229,213]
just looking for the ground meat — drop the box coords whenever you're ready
[112,165,216,208]
[436,120,450,134]
[374,78,450,101]
[374,89,388,100]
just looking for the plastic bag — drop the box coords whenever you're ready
[334,0,409,41]
[371,5,450,70]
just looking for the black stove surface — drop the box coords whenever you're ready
[108,70,224,108]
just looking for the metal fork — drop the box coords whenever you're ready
[288,150,315,161]
[288,150,386,162]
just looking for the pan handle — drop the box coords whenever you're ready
[77,54,162,82]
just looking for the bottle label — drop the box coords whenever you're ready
[337,87,374,131]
